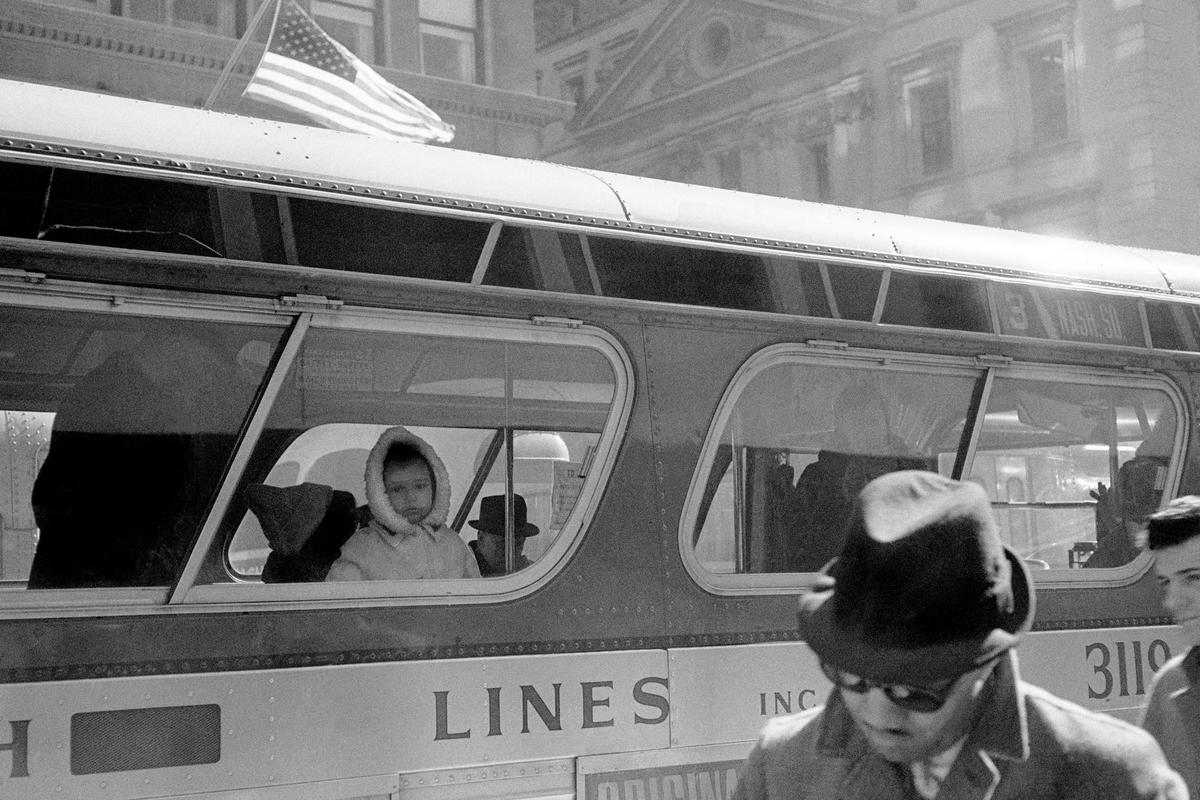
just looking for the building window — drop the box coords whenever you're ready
[913,78,953,176]
[112,0,162,22]
[420,0,480,83]
[714,148,742,190]
[171,0,221,32]
[996,8,1077,154]
[312,0,378,63]
[808,141,832,202]
[1025,39,1070,147]
[892,46,960,182]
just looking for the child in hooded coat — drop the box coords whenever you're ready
[326,426,481,581]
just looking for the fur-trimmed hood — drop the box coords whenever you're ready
[365,426,451,536]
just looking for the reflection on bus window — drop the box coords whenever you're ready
[28,164,223,257]
[218,325,614,584]
[692,362,976,574]
[0,307,284,589]
[968,378,1177,570]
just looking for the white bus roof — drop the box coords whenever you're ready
[2,78,1197,298]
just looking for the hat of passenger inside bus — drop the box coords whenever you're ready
[798,470,1034,684]
[469,495,539,538]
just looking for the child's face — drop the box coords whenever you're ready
[383,459,434,523]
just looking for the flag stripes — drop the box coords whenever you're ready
[243,0,454,144]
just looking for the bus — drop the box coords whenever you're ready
[0,77,1194,799]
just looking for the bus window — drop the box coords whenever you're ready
[688,356,977,576]
[31,166,223,257]
[0,305,285,590]
[882,272,991,332]
[1146,301,1200,352]
[823,262,882,321]
[287,197,488,281]
[212,321,616,586]
[484,227,596,294]
[966,376,1179,570]
[586,235,777,311]
[0,161,52,239]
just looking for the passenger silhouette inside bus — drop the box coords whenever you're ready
[244,482,361,583]
[468,494,539,577]
[1085,420,1173,569]
[786,384,928,571]
[28,330,251,589]
[325,426,480,581]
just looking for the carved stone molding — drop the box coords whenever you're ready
[831,84,873,124]
[0,0,570,130]
[0,3,244,74]
[796,106,833,139]
[746,117,793,150]
[650,50,702,98]
[651,12,790,97]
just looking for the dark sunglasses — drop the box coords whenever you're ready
[819,661,959,713]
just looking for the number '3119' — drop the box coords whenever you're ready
[1086,640,1172,699]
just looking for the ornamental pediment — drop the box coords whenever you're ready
[575,0,877,131]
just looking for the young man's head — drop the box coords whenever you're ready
[1146,495,1200,648]
[382,442,434,524]
[799,471,1033,763]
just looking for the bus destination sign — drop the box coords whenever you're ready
[996,286,1144,347]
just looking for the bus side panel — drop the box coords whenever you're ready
[0,310,675,680]
[0,651,670,799]
[667,642,826,748]
[638,319,803,637]
[1019,626,1184,721]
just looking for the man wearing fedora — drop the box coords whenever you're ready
[468,494,539,577]
[734,471,1186,800]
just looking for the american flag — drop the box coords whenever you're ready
[243,0,454,144]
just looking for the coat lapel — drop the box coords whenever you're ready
[838,756,917,800]
[934,749,1002,800]
[1172,647,1200,749]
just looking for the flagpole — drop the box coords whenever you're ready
[203,0,281,111]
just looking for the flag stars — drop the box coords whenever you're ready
[268,2,354,80]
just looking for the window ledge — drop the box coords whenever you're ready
[1009,136,1084,167]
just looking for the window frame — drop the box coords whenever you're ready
[995,5,1078,155]
[966,364,1183,580]
[177,303,632,607]
[0,284,289,612]
[418,0,481,83]
[0,286,631,613]
[890,43,961,182]
[311,0,381,63]
[679,343,1185,596]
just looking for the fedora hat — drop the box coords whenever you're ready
[799,470,1033,684]
[469,494,539,538]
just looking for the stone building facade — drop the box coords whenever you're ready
[537,0,1200,254]
[1,0,572,157]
